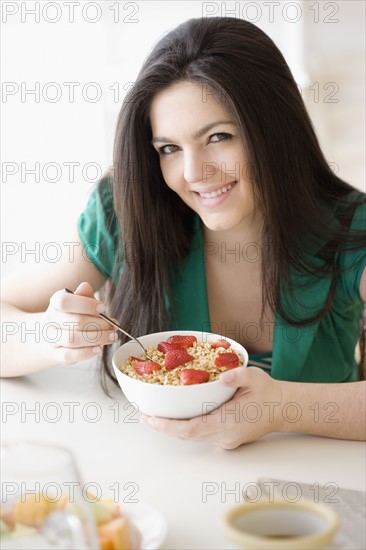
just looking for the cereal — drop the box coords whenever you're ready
[118,338,243,385]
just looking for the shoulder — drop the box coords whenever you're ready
[80,175,118,234]
[360,268,366,302]
[78,175,121,279]
[94,175,115,219]
[336,191,366,303]
[335,190,365,227]
[97,174,114,204]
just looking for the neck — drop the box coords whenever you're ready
[203,215,264,265]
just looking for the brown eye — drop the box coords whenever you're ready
[209,132,232,143]
[159,144,179,155]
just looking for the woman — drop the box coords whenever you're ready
[2,17,365,448]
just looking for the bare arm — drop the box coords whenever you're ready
[359,266,366,302]
[142,368,366,447]
[252,264,366,441]
[276,266,366,439]
[1,229,112,377]
[277,379,366,440]
[142,268,366,447]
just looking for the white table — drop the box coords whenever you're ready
[1,360,365,549]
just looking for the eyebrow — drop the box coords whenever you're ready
[151,120,236,144]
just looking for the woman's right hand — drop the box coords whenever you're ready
[41,282,118,364]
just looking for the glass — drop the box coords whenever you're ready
[0,441,99,549]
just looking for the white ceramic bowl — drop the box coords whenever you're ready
[112,330,248,419]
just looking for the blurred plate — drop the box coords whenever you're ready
[122,502,168,550]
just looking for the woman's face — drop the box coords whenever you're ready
[149,81,256,233]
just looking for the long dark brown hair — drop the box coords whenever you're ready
[99,17,365,390]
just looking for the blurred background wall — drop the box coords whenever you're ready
[1,0,365,277]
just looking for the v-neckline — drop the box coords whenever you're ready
[170,215,326,380]
[194,217,279,360]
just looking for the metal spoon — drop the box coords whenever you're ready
[64,288,153,360]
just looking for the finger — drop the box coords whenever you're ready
[47,310,114,332]
[50,289,105,315]
[49,328,119,348]
[140,414,218,441]
[220,366,253,388]
[53,345,104,365]
[140,415,197,439]
[74,281,95,297]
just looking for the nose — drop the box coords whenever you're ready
[183,150,218,184]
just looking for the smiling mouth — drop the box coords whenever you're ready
[197,181,237,199]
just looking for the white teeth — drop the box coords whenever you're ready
[200,183,233,199]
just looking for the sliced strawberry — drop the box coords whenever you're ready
[166,335,197,348]
[180,369,210,385]
[130,356,143,362]
[133,360,161,375]
[214,352,240,369]
[157,341,183,353]
[165,349,194,370]
[211,339,230,349]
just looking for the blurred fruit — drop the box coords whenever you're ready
[97,517,131,550]
[13,495,59,527]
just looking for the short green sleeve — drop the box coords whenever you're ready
[78,177,121,279]
[338,200,366,303]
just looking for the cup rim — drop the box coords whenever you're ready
[222,498,339,549]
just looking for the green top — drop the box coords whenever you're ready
[78,179,365,383]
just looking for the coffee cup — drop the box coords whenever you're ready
[222,498,339,549]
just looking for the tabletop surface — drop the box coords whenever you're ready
[1,359,365,549]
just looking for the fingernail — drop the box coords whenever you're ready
[109,332,118,341]
[92,346,102,354]
[221,370,235,383]
[96,303,105,313]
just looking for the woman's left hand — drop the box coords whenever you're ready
[140,367,284,449]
